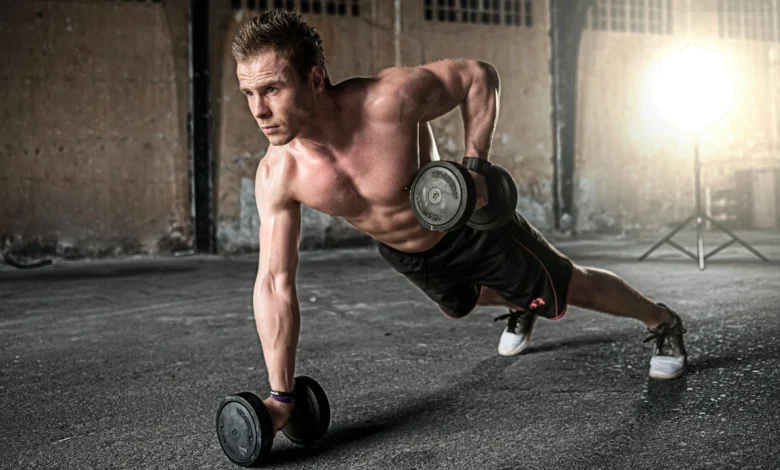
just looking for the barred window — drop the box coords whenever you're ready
[719,0,779,42]
[97,0,162,3]
[611,0,626,31]
[628,0,644,32]
[594,0,608,30]
[232,0,360,17]
[424,0,533,27]
[588,0,672,35]
[647,0,665,34]
[43,0,163,4]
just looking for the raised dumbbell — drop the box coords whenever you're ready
[215,376,330,467]
[409,157,518,232]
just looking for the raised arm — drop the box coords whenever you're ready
[253,156,301,404]
[398,59,501,161]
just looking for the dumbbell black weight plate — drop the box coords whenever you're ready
[216,392,274,467]
[409,161,476,232]
[467,165,518,231]
[282,376,331,446]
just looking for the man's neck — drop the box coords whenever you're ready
[294,88,353,154]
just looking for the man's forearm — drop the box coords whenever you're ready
[254,278,300,392]
[462,61,501,161]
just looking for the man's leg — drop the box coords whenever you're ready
[565,264,687,379]
[462,210,686,378]
[566,265,673,328]
[475,267,672,328]
[477,266,687,379]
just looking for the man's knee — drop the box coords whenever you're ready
[439,286,482,320]
[439,303,476,320]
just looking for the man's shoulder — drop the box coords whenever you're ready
[336,67,429,122]
[256,147,297,182]
[373,65,428,82]
[255,147,298,204]
[371,66,432,95]
[334,67,425,98]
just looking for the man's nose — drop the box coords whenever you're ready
[253,99,271,119]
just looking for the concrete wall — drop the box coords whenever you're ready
[214,0,554,253]
[0,0,192,259]
[5,0,777,259]
[575,0,780,233]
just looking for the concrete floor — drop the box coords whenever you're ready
[1,230,779,469]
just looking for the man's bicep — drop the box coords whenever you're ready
[258,202,301,281]
[256,178,301,284]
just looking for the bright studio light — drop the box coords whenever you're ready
[652,45,735,133]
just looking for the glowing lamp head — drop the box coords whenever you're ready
[652,45,736,134]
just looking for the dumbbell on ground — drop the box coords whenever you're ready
[215,376,330,467]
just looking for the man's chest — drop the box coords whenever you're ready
[294,126,422,217]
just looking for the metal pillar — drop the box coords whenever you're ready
[188,0,215,253]
[549,0,593,232]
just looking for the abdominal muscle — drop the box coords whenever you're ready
[346,200,447,253]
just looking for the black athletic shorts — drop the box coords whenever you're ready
[378,212,574,320]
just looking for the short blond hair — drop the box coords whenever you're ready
[232,9,331,86]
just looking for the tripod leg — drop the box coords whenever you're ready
[638,215,696,261]
[704,239,737,260]
[704,215,770,262]
[666,239,699,260]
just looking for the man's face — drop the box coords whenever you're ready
[237,51,314,146]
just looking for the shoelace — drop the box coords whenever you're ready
[642,320,687,354]
[493,310,523,333]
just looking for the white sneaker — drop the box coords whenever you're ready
[645,303,688,380]
[495,309,537,356]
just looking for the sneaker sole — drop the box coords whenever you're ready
[497,341,529,357]
[649,366,687,380]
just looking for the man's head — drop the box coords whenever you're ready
[233,10,331,146]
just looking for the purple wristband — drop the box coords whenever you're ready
[270,394,295,404]
[270,390,295,404]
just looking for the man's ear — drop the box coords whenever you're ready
[308,66,326,93]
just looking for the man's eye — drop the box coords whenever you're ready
[266,87,276,94]
[244,91,253,97]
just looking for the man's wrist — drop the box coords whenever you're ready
[270,390,295,404]
[266,395,296,408]
[464,145,489,159]
[462,156,492,175]
[269,396,296,406]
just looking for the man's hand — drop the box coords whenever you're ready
[468,170,489,211]
[263,397,296,434]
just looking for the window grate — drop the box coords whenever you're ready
[588,0,672,35]
[719,0,779,43]
[424,0,534,27]
[233,0,360,17]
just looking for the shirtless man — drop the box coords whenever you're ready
[233,10,688,434]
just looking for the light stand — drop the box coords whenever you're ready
[638,141,769,270]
